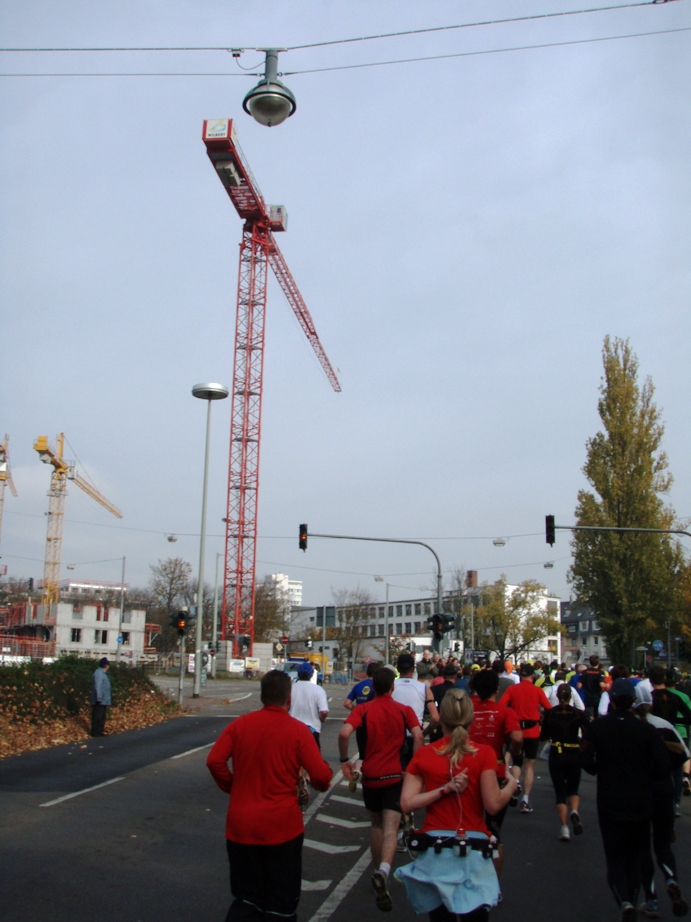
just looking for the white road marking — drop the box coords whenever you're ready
[329,794,366,807]
[315,814,370,830]
[171,743,214,759]
[301,880,332,892]
[225,693,253,703]
[306,849,372,922]
[40,776,125,807]
[303,771,342,824]
[304,839,361,855]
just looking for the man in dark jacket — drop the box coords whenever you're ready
[581,677,671,921]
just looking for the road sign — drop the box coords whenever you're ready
[652,640,664,652]
[117,635,124,644]
[281,635,289,644]
[275,643,283,652]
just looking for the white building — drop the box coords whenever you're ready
[4,601,156,664]
[267,573,302,608]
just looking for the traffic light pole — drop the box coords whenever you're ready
[306,531,444,652]
[178,633,186,706]
[547,520,691,545]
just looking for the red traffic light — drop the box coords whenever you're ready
[299,524,308,551]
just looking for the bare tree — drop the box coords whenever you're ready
[331,586,375,670]
[254,576,289,643]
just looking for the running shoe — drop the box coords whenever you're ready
[619,902,637,922]
[674,803,682,818]
[508,781,522,808]
[519,800,533,814]
[639,900,660,919]
[372,870,393,912]
[570,811,584,835]
[559,825,570,841]
[683,776,690,797]
[348,770,360,793]
[666,879,689,917]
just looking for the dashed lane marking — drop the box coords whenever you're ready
[303,771,342,824]
[171,743,214,759]
[306,848,372,922]
[304,839,361,855]
[40,776,125,807]
[329,795,367,807]
[301,880,332,891]
[315,814,370,830]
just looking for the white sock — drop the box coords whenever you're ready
[379,863,391,878]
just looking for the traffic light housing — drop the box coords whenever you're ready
[546,515,556,547]
[299,523,308,551]
[306,639,313,650]
[428,614,445,641]
[176,613,188,636]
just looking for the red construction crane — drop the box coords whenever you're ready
[202,119,340,656]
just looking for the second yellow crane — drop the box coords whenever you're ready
[34,434,122,605]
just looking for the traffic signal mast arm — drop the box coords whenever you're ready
[545,515,690,545]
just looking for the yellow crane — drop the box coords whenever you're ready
[34,434,122,605]
[0,434,18,546]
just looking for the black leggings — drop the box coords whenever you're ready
[598,813,650,909]
[548,753,581,804]
[640,790,678,901]
[429,904,489,922]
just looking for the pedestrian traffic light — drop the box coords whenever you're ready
[546,515,556,547]
[299,523,308,551]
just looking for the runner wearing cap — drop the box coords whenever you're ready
[581,677,671,922]
[289,661,329,749]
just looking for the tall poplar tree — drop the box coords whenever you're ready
[568,337,684,664]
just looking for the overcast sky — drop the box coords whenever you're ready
[1,0,689,611]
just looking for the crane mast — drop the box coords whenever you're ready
[202,119,340,655]
[34,434,122,605]
[0,434,18,546]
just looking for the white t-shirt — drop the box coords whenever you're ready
[392,676,427,724]
[289,679,329,733]
[548,680,585,711]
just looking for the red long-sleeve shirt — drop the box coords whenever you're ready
[207,705,333,845]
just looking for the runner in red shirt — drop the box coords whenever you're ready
[207,670,332,922]
[501,663,552,813]
[468,667,523,874]
[339,667,422,913]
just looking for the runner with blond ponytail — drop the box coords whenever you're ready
[396,689,519,922]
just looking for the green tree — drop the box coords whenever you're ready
[568,337,685,664]
[471,577,561,662]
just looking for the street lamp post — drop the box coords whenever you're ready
[211,551,221,678]
[192,383,229,698]
[374,576,391,666]
[115,556,126,663]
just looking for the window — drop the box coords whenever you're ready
[388,623,393,635]
[424,603,431,615]
[121,632,130,646]
[396,623,402,634]
[568,625,577,634]
[378,624,384,636]
[405,604,412,617]
[72,608,83,621]
[94,630,108,644]
[103,608,109,622]
[593,635,599,645]
[71,628,82,643]
[396,605,402,617]
[96,607,102,622]
[369,625,376,637]
[415,603,421,616]
[414,622,421,634]
[581,620,589,632]
[592,620,599,631]
[405,623,411,634]
[122,611,131,624]
[378,607,384,618]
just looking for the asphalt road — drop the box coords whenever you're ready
[1,676,690,922]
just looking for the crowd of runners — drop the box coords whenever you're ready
[207,652,691,922]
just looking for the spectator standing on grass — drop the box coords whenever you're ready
[207,670,332,922]
[90,657,111,737]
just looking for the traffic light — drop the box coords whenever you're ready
[306,639,313,650]
[428,614,445,641]
[238,634,251,653]
[299,523,308,551]
[27,578,34,592]
[546,515,556,547]
[442,614,455,634]
[176,612,188,636]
